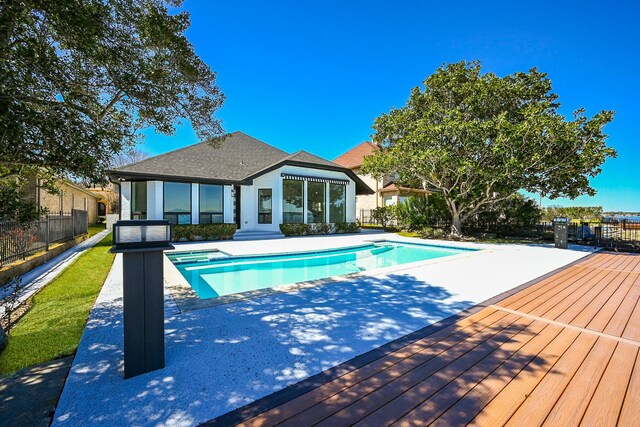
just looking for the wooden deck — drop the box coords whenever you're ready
[205,252,640,427]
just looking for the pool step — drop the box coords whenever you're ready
[233,231,285,241]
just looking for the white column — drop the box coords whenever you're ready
[223,185,233,223]
[191,183,199,224]
[121,181,132,220]
[303,180,308,224]
[146,181,163,220]
[346,180,356,222]
[325,183,330,223]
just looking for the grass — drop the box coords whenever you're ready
[397,231,548,245]
[87,223,106,237]
[0,232,114,375]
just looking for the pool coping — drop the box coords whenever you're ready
[163,239,489,313]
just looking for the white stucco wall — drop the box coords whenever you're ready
[119,166,357,232]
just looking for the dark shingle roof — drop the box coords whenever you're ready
[109,131,374,194]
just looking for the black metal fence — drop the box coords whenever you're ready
[0,210,89,266]
[359,209,640,251]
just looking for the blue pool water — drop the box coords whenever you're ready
[167,242,475,299]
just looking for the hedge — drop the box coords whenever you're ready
[279,222,360,236]
[172,223,237,241]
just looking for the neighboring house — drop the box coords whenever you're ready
[87,183,119,220]
[333,142,429,215]
[27,177,99,225]
[108,131,374,233]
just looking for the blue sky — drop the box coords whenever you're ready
[143,1,640,212]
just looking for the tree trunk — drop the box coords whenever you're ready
[451,212,463,237]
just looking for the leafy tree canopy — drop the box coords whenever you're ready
[0,0,224,184]
[542,206,604,222]
[363,60,616,235]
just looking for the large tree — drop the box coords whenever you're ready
[0,0,224,186]
[363,61,616,235]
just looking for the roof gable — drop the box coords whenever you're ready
[333,141,377,169]
[108,132,375,195]
[110,131,288,183]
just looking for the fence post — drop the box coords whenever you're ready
[72,209,76,237]
[45,215,50,251]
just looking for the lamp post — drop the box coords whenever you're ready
[110,220,174,379]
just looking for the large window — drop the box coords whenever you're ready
[329,183,346,223]
[199,184,224,224]
[283,180,304,223]
[307,181,326,223]
[164,182,191,225]
[258,189,272,224]
[131,181,147,220]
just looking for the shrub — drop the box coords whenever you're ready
[172,223,237,241]
[335,222,360,234]
[420,226,446,239]
[467,194,541,235]
[396,194,450,231]
[280,222,360,236]
[371,205,396,229]
[279,223,311,236]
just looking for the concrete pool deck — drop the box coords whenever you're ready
[53,233,595,426]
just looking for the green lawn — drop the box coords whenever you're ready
[87,223,107,237]
[0,232,114,375]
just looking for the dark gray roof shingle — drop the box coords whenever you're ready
[109,131,374,194]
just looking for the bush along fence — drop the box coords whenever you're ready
[171,223,237,241]
[280,222,360,237]
[0,210,89,267]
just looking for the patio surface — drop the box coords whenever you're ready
[205,252,640,426]
[52,234,596,426]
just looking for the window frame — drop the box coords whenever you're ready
[329,183,347,223]
[257,188,273,224]
[131,181,148,220]
[282,179,305,224]
[199,184,225,224]
[306,181,326,224]
[163,181,192,225]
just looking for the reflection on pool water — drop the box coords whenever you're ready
[167,241,476,299]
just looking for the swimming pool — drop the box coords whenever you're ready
[167,241,476,299]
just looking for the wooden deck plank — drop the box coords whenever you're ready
[342,318,534,427]
[579,343,638,427]
[559,270,628,329]
[617,349,640,427]
[275,314,525,427]
[211,253,640,427]
[466,328,581,427]
[395,321,558,426]
[523,268,615,319]
[312,318,531,426]
[622,290,640,342]
[235,308,508,427]
[499,265,593,311]
[586,271,637,333]
[603,272,640,336]
[539,338,618,427]
[429,323,564,427]
[503,333,598,427]
[503,265,614,322]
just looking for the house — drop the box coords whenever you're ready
[108,132,374,233]
[333,142,429,215]
[26,177,99,225]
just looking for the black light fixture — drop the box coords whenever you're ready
[110,220,174,379]
[112,220,173,251]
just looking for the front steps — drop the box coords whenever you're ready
[233,230,285,241]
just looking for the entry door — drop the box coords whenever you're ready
[234,185,241,229]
